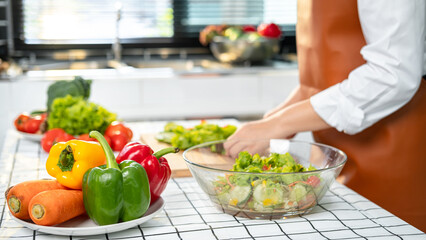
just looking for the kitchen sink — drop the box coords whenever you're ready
[17,55,296,80]
[28,60,115,71]
[126,59,233,71]
[24,57,234,72]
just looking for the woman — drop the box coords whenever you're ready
[225,0,426,231]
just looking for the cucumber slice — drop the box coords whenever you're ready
[253,183,285,208]
[289,183,308,202]
[155,132,175,143]
[228,185,252,206]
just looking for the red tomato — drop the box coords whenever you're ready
[257,23,282,38]
[242,25,256,32]
[24,118,43,134]
[39,113,48,122]
[104,135,112,147]
[78,133,96,142]
[78,133,111,147]
[110,134,129,152]
[41,129,75,153]
[105,121,133,141]
[56,133,75,143]
[14,113,30,132]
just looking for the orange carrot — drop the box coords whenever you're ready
[29,189,85,226]
[5,179,68,220]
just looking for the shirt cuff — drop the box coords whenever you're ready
[310,84,365,135]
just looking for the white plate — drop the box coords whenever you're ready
[10,197,164,236]
[17,130,43,142]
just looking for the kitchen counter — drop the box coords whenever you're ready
[3,56,298,82]
[0,120,424,239]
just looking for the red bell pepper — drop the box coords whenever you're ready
[116,142,179,204]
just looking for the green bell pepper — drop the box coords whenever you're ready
[82,131,150,225]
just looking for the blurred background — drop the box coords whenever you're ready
[0,0,306,150]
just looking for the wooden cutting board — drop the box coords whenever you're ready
[140,134,234,177]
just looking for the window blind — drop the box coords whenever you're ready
[22,0,173,44]
[20,0,296,45]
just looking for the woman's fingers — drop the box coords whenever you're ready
[224,120,273,159]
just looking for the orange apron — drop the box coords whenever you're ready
[297,0,426,231]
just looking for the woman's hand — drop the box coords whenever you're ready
[224,99,332,159]
[224,117,292,159]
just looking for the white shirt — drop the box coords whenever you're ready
[310,0,426,134]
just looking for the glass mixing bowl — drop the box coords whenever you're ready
[210,36,280,63]
[183,139,347,219]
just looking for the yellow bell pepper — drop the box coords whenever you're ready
[46,139,106,189]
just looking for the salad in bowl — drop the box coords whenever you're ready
[183,139,347,219]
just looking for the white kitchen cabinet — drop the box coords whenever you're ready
[0,69,299,150]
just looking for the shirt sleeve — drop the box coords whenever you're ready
[310,0,425,134]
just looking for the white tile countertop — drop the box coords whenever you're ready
[0,120,424,240]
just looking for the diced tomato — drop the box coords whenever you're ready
[306,176,321,187]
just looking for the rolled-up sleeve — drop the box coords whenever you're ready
[310,0,425,134]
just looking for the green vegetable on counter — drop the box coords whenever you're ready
[83,131,151,226]
[47,95,116,136]
[156,121,237,150]
[47,76,92,112]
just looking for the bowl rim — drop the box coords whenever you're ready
[182,139,348,175]
[211,35,280,43]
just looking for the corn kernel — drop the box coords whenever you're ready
[263,198,275,206]
[229,198,238,206]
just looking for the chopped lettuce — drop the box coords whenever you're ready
[156,121,237,150]
[47,95,117,135]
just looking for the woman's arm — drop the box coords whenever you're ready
[263,85,305,118]
[225,99,331,158]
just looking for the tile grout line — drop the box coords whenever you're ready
[328,189,403,239]
[172,178,219,240]
[0,139,20,228]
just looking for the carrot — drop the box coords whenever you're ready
[29,189,85,226]
[5,179,68,220]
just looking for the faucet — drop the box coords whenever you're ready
[112,1,122,63]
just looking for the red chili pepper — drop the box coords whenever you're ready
[116,142,179,204]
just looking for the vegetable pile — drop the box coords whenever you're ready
[156,121,237,150]
[13,76,134,152]
[5,179,84,226]
[199,23,282,46]
[213,151,323,213]
[5,130,178,226]
[83,131,150,225]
